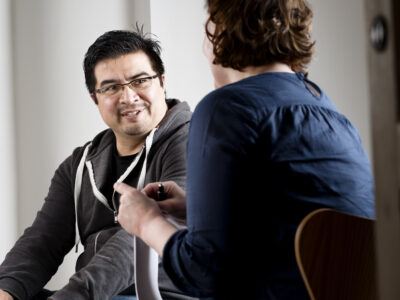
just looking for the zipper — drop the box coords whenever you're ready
[86,160,117,223]
[112,190,118,223]
[85,136,149,225]
[110,143,146,224]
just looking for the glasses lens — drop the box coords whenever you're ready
[98,76,156,97]
[129,77,153,90]
[102,85,121,96]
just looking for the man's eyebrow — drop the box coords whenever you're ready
[127,72,151,80]
[99,79,118,87]
[99,72,151,87]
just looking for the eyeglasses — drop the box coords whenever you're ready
[95,74,159,97]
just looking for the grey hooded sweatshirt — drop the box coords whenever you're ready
[0,99,196,300]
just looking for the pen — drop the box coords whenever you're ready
[157,183,166,201]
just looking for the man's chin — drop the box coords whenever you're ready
[124,130,145,136]
[123,126,149,137]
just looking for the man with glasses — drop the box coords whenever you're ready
[0,30,195,300]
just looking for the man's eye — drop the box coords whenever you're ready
[105,85,118,91]
[134,78,148,85]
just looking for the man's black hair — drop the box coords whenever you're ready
[83,26,165,104]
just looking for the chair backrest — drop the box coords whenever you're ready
[295,208,377,300]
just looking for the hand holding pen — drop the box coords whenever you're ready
[114,182,178,256]
[143,181,187,225]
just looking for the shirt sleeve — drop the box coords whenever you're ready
[50,229,135,300]
[0,155,76,300]
[162,90,259,297]
[156,122,189,190]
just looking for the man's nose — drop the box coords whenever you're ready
[119,85,139,104]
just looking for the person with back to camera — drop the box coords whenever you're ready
[115,0,375,299]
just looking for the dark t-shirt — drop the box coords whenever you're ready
[102,143,144,209]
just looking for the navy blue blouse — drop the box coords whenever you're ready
[162,72,374,300]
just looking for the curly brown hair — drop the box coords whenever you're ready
[205,0,315,73]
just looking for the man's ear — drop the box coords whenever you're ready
[161,74,166,91]
[90,93,98,105]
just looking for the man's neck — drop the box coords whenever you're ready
[116,136,146,156]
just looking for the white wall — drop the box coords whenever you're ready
[0,0,17,260]
[308,0,372,158]
[150,0,213,110]
[2,0,372,293]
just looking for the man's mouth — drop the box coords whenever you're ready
[124,111,140,116]
[121,109,143,117]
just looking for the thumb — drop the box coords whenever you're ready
[114,182,136,195]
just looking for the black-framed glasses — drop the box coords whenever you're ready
[95,74,159,97]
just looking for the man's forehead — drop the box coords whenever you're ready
[94,51,154,82]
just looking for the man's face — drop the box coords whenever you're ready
[92,51,167,145]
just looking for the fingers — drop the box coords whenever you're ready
[157,199,172,211]
[114,182,134,194]
[114,182,142,205]
[142,181,177,199]
[142,182,161,198]
[164,181,184,196]
[116,181,184,204]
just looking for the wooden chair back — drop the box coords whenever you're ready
[295,208,376,300]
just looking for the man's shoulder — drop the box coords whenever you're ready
[155,99,191,143]
[68,128,113,168]
[165,98,192,122]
